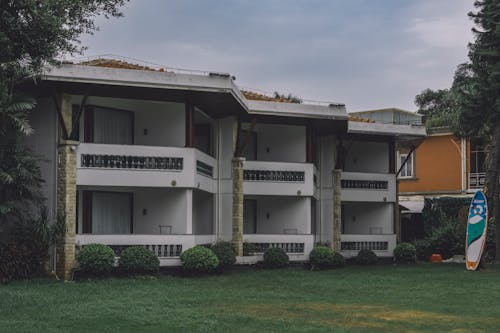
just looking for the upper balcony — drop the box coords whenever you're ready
[243,161,315,196]
[77,143,216,192]
[341,172,396,202]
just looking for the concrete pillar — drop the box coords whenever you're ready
[231,157,245,256]
[186,189,193,234]
[332,169,342,252]
[56,140,78,281]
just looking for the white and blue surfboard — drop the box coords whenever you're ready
[466,190,488,271]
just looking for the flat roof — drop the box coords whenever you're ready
[247,100,347,120]
[348,121,427,138]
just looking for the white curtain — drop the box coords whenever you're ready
[92,192,131,234]
[93,107,133,144]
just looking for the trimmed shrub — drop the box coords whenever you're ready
[263,247,289,268]
[414,239,432,261]
[211,242,236,269]
[309,246,335,270]
[77,243,115,276]
[394,243,417,264]
[180,246,219,274]
[331,252,345,268]
[119,246,159,275]
[355,249,378,265]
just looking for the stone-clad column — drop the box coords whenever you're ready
[231,157,245,256]
[332,169,342,252]
[56,140,78,281]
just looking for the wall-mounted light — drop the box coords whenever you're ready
[266,213,270,219]
[142,208,147,216]
[143,128,148,136]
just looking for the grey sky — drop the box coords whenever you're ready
[78,0,474,112]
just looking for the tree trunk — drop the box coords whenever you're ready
[488,125,500,263]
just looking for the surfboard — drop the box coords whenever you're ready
[465,190,488,271]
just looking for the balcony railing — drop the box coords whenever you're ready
[76,234,216,266]
[469,172,486,190]
[243,234,314,260]
[243,161,314,196]
[340,172,396,202]
[340,234,396,257]
[77,144,217,192]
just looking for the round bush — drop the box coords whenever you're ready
[331,252,345,268]
[77,243,115,276]
[211,241,236,269]
[414,239,432,261]
[394,243,417,264]
[180,246,219,274]
[309,246,335,270]
[263,247,289,268]
[119,246,159,275]
[355,249,378,265]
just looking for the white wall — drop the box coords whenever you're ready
[344,141,389,173]
[72,95,185,147]
[342,203,394,234]
[243,123,306,163]
[193,190,214,234]
[133,188,190,234]
[252,196,311,234]
[24,98,58,218]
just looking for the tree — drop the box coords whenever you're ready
[455,0,500,262]
[0,1,128,232]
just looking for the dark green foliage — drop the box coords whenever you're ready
[119,246,159,276]
[422,197,470,236]
[263,247,289,268]
[0,243,40,283]
[331,252,345,268]
[427,221,464,259]
[394,243,417,264]
[210,241,236,269]
[414,239,432,261]
[309,246,335,270]
[355,249,378,265]
[243,242,259,256]
[180,246,219,274]
[77,244,115,276]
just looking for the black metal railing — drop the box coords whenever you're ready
[341,179,388,190]
[80,154,183,170]
[196,160,214,177]
[245,242,305,254]
[243,170,305,182]
[341,241,388,251]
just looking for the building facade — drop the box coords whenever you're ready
[22,61,426,279]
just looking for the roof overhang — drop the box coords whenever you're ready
[347,121,427,145]
[25,64,248,118]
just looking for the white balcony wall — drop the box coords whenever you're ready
[341,172,396,202]
[133,188,191,235]
[76,144,216,191]
[250,196,311,234]
[193,190,214,235]
[76,188,192,235]
[342,202,394,235]
[344,141,389,174]
[243,161,314,196]
[242,234,314,261]
[341,234,397,258]
[72,95,185,147]
[23,98,58,218]
[243,123,306,163]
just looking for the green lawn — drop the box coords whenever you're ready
[1,264,500,332]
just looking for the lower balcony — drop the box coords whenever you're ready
[340,234,397,258]
[76,234,216,266]
[341,172,396,202]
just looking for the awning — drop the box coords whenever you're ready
[400,200,425,213]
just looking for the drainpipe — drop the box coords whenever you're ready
[461,138,467,192]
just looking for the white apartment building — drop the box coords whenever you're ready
[22,60,426,279]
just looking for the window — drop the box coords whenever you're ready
[80,191,133,234]
[398,152,414,178]
[84,106,134,145]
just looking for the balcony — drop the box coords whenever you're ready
[340,234,397,258]
[341,172,396,202]
[76,143,217,192]
[76,234,216,266]
[243,161,314,196]
[468,172,486,190]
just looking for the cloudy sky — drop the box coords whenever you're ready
[78,0,475,112]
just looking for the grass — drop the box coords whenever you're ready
[1,264,500,332]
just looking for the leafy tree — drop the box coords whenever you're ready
[0,1,128,235]
[273,91,302,104]
[454,0,500,262]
